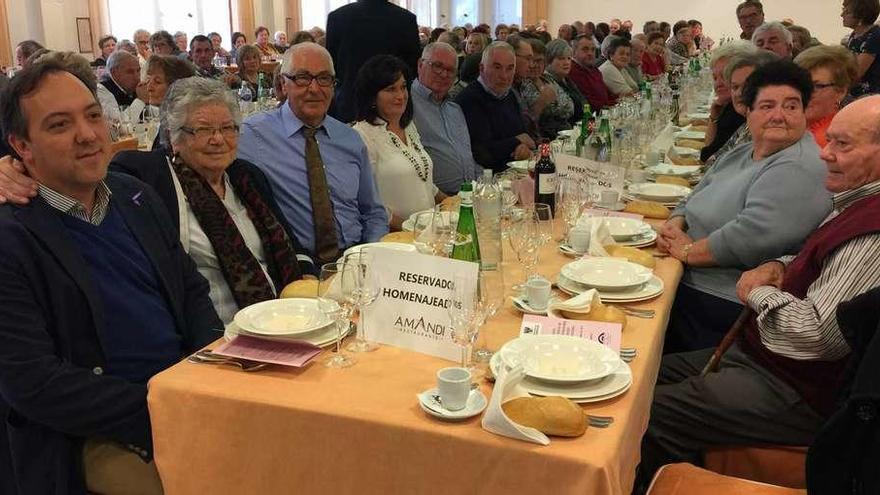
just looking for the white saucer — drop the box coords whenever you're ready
[511,295,560,315]
[417,388,488,420]
[556,273,664,303]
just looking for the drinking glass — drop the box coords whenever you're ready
[447,273,482,370]
[472,266,504,368]
[555,177,584,240]
[507,213,540,285]
[343,252,380,353]
[317,262,356,368]
[413,210,452,256]
[531,203,554,246]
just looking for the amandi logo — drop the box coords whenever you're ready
[393,315,448,341]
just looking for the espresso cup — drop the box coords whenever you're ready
[437,367,472,411]
[525,277,552,311]
[568,226,591,253]
[599,190,620,208]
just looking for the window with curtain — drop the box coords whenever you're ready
[300,0,356,31]
[493,0,521,26]
[107,0,232,49]
[407,0,437,28]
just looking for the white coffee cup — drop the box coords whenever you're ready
[525,277,552,310]
[599,190,620,208]
[568,226,591,253]
[437,367,472,411]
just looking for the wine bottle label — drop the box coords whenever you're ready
[459,190,473,205]
[538,172,557,194]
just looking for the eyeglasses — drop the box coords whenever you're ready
[283,72,336,87]
[813,82,837,90]
[181,124,239,140]
[423,60,456,76]
[516,54,540,66]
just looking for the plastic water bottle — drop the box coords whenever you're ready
[473,169,503,270]
[238,83,254,115]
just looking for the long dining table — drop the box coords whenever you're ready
[147,225,684,495]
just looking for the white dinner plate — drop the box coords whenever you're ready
[342,242,416,258]
[556,273,664,303]
[560,258,654,292]
[224,320,347,347]
[557,128,578,140]
[621,193,680,209]
[615,229,658,248]
[645,163,701,177]
[674,130,706,140]
[671,146,701,157]
[687,112,711,120]
[490,353,632,403]
[577,216,653,241]
[499,335,622,383]
[402,210,459,232]
[506,159,530,172]
[233,298,331,337]
[628,183,692,203]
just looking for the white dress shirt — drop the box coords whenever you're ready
[353,120,438,220]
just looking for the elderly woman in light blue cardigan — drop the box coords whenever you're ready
[657,59,832,353]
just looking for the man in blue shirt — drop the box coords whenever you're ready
[411,42,484,195]
[237,42,388,261]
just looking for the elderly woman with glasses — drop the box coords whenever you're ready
[353,55,443,230]
[794,44,859,148]
[658,60,832,354]
[518,38,576,139]
[111,78,313,323]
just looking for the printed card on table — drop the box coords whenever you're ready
[519,314,622,352]
[555,154,626,197]
[363,248,479,361]
[212,335,322,367]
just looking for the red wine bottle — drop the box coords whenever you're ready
[533,142,556,214]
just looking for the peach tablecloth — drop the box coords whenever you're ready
[148,239,684,495]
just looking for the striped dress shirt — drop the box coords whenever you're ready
[38,181,112,225]
[747,180,880,360]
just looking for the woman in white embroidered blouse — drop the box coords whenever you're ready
[352,55,446,230]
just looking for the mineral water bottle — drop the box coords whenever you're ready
[451,182,481,264]
[238,83,254,115]
[474,169,502,270]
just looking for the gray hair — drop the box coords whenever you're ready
[709,40,757,68]
[281,42,335,76]
[133,29,150,40]
[545,38,573,64]
[481,40,514,65]
[160,77,241,148]
[751,22,793,45]
[722,50,779,84]
[106,50,137,72]
[421,42,459,69]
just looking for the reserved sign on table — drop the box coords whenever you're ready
[364,249,479,361]
[556,155,626,196]
[519,315,622,352]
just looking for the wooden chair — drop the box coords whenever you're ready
[647,462,807,495]
[704,446,809,489]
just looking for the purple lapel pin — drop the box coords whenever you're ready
[132,191,143,206]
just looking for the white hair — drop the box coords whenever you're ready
[421,42,459,68]
[106,50,137,72]
[160,77,241,148]
[752,22,793,46]
[282,42,335,75]
[481,40,514,65]
[709,40,758,68]
[274,31,287,43]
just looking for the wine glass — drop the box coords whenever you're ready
[317,262,356,368]
[342,252,380,353]
[507,213,540,286]
[413,210,452,256]
[555,177,584,241]
[531,203,554,246]
[447,273,482,371]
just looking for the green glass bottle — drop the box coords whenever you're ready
[574,102,592,157]
[257,73,268,108]
[451,182,481,264]
[594,111,613,162]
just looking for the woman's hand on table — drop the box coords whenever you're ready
[661,230,695,263]
[0,155,37,205]
[656,217,687,253]
[736,261,785,304]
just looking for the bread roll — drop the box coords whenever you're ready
[624,200,670,219]
[279,279,319,299]
[604,245,656,269]
[501,396,587,437]
[655,175,691,188]
[675,138,705,150]
[688,124,708,133]
[380,231,415,243]
[668,155,702,166]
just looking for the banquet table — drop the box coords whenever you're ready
[148,228,684,495]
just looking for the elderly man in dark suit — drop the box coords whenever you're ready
[100,50,140,107]
[326,0,421,123]
[0,55,220,494]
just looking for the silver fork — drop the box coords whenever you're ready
[620,347,638,363]
[187,351,270,372]
[619,307,656,318]
[587,414,614,428]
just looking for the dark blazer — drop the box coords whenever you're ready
[99,74,136,107]
[807,286,880,494]
[454,81,528,172]
[326,0,421,123]
[110,148,316,275]
[0,173,221,495]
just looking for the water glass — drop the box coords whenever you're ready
[447,273,482,371]
[317,262,356,368]
[342,253,380,353]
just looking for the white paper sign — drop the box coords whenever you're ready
[362,248,479,361]
[556,154,627,200]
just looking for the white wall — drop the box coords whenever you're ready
[7,0,46,49]
[547,0,848,47]
[7,0,92,59]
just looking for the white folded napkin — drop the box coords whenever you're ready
[481,365,550,445]
[575,217,617,257]
[547,289,598,318]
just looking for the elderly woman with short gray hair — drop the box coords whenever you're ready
[543,38,587,125]
[111,77,313,323]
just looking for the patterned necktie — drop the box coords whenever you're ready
[303,126,340,263]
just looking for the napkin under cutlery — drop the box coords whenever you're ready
[481,365,550,445]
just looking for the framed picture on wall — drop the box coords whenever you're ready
[76,17,93,53]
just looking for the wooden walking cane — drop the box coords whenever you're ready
[699,307,753,377]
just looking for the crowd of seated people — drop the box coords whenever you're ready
[2,0,880,492]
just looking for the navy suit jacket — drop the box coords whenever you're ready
[0,173,221,495]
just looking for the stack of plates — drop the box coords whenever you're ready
[557,258,664,302]
[674,129,706,141]
[342,242,416,258]
[625,182,691,207]
[645,163,701,178]
[506,159,531,172]
[577,216,657,247]
[490,335,632,403]
[401,209,459,232]
[224,298,347,347]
